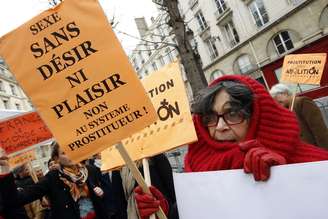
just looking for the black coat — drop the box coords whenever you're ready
[144,154,179,219]
[110,154,179,219]
[0,191,30,219]
[0,165,113,219]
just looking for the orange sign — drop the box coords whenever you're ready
[102,62,197,170]
[0,111,52,154]
[281,53,327,85]
[8,150,36,168]
[0,0,156,162]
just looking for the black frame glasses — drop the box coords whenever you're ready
[202,110,246,127]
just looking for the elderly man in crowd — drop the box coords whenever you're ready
[270,83,328,149]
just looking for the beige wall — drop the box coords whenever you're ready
[184,0,328,82]
[0,64,33,111]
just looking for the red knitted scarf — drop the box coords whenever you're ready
[185,75,328,172]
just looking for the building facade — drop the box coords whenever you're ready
[179,0,328,91]
[130,15,193,98]
[0,58,33,111]
[130,16,179,79]
[33,141,53,174]
[179,0,328,122]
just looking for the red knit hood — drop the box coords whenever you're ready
[185,75,302,172]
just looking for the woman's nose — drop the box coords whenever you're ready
[215,117,228,131]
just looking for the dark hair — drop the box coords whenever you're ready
[12,164,27,178]
[192,80,253,118]
[47,159,54,167]
[51,141,60,160]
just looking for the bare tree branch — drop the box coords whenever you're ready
[152,0,169,12]
[48,0,62,6]
[132,44,171,53]
[116,30,178,49]
[153,0,208,96]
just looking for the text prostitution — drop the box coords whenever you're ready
[29,12,127,119]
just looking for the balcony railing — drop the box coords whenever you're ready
[210,53,219,60]
[289,0,306,6]
[188,0,198,9]
[215,8,232,25]
[197,25,210,39]
[229,39,239,48]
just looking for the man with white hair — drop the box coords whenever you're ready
[269,84,293,108]
[270,83,328,149]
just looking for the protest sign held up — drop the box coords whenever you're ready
[0,111,52,154]
[8,150,36,168]
[281,53,327,85]
[0,0,157,162]
[174,161,328,219]
[102,62,197,171]
[280,53,327,110]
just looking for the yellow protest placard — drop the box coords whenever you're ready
[0,0,156,162]
[101,62,198,171]
[8,150,36,168]
[281,53,327,85]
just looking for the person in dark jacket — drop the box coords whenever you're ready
[0,193,3,218]
[13,164,46,219]
[270,83,328,148]
[139,154,178,219]
[121,154,179,219]
[0,194,3,219]
[87,155,121,219]
[0,179,30,219]
[0,142,114,219]
[89,153,178,219]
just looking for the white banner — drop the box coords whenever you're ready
[174,161,328,219]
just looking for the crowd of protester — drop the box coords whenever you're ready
[0,75,328,219]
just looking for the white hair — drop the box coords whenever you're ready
[269,83,292,97]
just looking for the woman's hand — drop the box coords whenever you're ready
[93,186,104,197]
[239,140,287,181]
[0,148,10,176]
[134,186,169,219]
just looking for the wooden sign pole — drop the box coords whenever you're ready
[27,161,39,183]
[116,142,167,219]
[143,158,156,219]
[290,84,299,111]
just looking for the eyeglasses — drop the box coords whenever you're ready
[202,110,246,127]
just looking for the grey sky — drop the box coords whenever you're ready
[0,0,158,54]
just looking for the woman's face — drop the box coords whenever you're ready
[57,149,75,167]
[207,89,249,142]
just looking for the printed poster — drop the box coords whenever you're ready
[101,62,197,170]
[0,111,52,154]
[8,150,36,168]
[0,0,157,162]
[281,53,326,85]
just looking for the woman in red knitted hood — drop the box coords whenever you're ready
[185,75,328,180]
[134,75,328,218]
